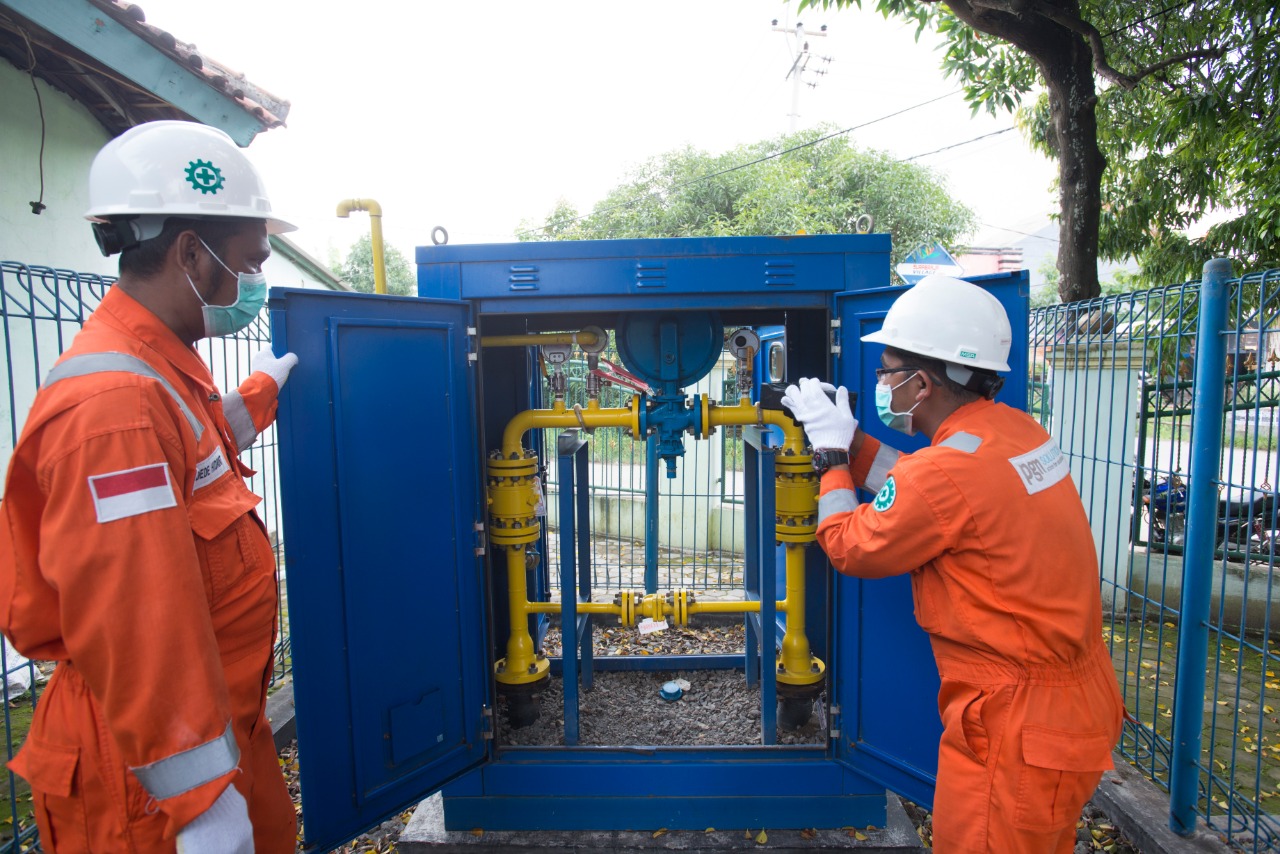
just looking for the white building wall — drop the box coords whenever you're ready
[1,61,114,274]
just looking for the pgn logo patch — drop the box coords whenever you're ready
[1009,439,1070,495]
[873,476,897,511]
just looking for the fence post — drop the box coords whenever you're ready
[1169,256,1233,835]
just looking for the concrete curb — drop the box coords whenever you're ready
[266,676,296,751]
[398,791,924,853]
[1090,754,1233,853]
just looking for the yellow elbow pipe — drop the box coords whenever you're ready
[705,399,807,457]
[500,399,640,458]
[336,198,387,295]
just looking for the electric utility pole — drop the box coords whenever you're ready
[771,19,831,132]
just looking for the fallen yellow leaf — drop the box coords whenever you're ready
[470,828,484,837]
[652,829,668,838]
[755,829,768,844]
[855,830,869,841]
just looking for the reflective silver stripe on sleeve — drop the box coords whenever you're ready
[818,488,859,525]
[939,431,983,453]
[43,352,205,442]
[221,390,258,451]
[864,444,900,494]
[130,721,239,800]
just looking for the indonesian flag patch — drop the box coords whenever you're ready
[88,463,178,523]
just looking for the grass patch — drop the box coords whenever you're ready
[0,694,37,846]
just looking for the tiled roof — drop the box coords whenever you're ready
[0,0,289,141]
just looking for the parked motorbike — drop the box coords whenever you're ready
[1134,471,1278,557]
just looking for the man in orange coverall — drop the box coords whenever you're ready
[782,275,1124,853]
[0,121,300,853]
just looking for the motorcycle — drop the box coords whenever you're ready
[1135,471,1278,557]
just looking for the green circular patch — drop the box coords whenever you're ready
[873,476,897,512]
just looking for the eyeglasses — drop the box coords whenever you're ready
[874,365,923,381]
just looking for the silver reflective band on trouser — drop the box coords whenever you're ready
[221,390,258,451]
[131,721,239,800]
[818,488,858,525]
[939,431,982,453]
[42,352,205,442]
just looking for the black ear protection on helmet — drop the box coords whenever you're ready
[964,370,1004,399]
[91,218,141,257]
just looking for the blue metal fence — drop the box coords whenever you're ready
[0,261,291,852]
[1031,261,1280,850]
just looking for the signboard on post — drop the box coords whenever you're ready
[895,243,965,285]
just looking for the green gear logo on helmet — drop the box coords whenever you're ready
[184,159,225,195]
[873,476,897,512]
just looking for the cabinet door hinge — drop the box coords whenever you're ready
[481,705,494,740]
[830,318,842,356]
[474,521,486,556]
[467,327,479,364]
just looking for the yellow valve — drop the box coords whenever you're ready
[774,457,819,543]
[487,452,542,547]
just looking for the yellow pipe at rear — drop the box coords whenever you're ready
[335,198,387,295]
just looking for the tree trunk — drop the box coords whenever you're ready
[1043,42,1104,302]
[941,1,1104,302]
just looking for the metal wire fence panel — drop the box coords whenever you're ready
[538,344,748,598]
[1031,267,1280,851]
[0,261,291,853]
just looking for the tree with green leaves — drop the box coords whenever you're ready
[519,128,976,274]
[331,233,416,296]
[800,0,1278,300]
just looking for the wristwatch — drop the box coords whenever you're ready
[811,448,850,476]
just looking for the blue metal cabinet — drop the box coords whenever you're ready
[271,289,489,853]
[271,237,1030,849]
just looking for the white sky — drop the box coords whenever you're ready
[134,0,1060,267]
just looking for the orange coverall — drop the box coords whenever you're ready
[0,286,296,852]
[816,397,1123,853]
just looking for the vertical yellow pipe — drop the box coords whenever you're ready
[499,545,540,681]
[336,198,388,295]
[779,544,814,677]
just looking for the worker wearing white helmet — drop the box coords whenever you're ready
[783,275,1123,853]
[1,121,298,853]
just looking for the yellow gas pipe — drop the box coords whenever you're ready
[480,330,604,349]
[336,199,387,295]
[490,392,824,692]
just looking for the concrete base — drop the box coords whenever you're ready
[398,791,923,853]
[1090,755,1233,854]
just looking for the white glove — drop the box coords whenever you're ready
[176,784,253,854]
[251,347,299,391]
[780,377,857,450]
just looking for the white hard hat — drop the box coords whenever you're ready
[84,121,294,238]
[861,274,1012,372]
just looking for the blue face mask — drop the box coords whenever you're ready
[874,372,922,436]
[185,238,267,338]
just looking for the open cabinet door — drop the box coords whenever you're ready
[830,272,1030,810]
[269,288,489,852]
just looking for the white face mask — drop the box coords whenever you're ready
[874,372,923,436]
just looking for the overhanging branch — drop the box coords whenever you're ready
[967,0,1223,90]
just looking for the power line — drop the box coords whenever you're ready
[901,127,1016,162]
[977,224,1059,243]
[517,90,962,238]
